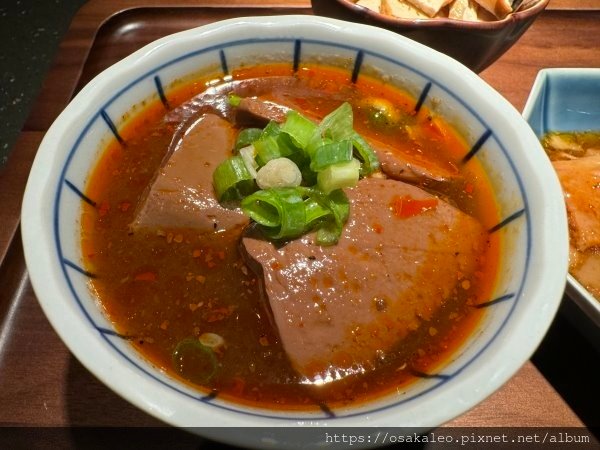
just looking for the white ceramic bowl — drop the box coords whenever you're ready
[523,68,600,338]
[21,15,568,448]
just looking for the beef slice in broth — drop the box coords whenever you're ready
[169,76,462,190]
[131,113,248,232]
[235,95,465,190]
[164,77,301,127]
[367,136,464,190]
[242,178,488,382]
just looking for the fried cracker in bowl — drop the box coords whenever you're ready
[322,0,549,72]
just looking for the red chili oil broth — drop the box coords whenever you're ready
[81,63,500,410]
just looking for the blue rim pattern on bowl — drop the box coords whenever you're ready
[53,37,531,420]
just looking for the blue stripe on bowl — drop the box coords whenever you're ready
[100,109,124,144]
[293,39,301,73]
[97,327,130,339]
[489,208,526,233]
[462,128,492,163]
[319,403,336,418]
[219,49,228,76]
[410,369,451,380]
[64,179,96,207]
[414,81,432,113]
[201,391,219,402]
[153,75,169,109]
[351,49,364,84]
[473,293,516,309]
[53,37,532,421]
[63,258,96,278]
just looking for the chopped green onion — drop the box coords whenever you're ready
[299,164,318,187]
[213,155,256,201]
[274,133,302,163]
[351,132,380,176]
[304,196,332,227]
[240,186,350,244]
[235,128,262,151]
[281,110,318,149]
[309,188,349,229]
[310,140,353,171]
[241,188,307,240]
[317,159,360,194]
[324,188,350,226]
[250,119,305,169]
[212,100,380,245]
[316,222,342,246]
[305,136,333,159]
[313,189,350,245]
[319,102,354,141]
[239,145,258,178]
[314,103,379,175]
[253,122,289,166]
[228,94,242,107]
[172,338,217,384]
[260,120,281,139]
[199,332,225,351]
[255,135,293,166]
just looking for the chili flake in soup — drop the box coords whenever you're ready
[81,64,500,410]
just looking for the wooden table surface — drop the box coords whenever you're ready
[1,0,598,443]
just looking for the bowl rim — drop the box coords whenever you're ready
[21,14,568,435]
[335,0,550,30]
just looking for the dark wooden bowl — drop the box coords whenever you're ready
[312,0,549,73]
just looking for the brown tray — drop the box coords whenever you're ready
[1,0,599,443]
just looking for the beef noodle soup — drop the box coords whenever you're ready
[81,63,500,410]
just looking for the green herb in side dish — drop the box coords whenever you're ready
[212,101,380,244]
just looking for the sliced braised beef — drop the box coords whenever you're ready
[165,77,300,127]
[242,178,488,382]
[236,97,291,126]
[236,96,463,189]
[169,76,462,189]
[552,155,600,251]
[368,136,463,189]
[552,155,600,299]
[131,114,248,233]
